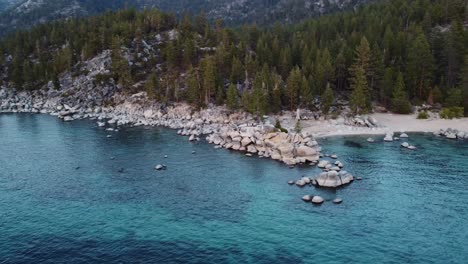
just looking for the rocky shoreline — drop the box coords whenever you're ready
[0,85,323,167]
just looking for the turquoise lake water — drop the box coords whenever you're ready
[1,114,467,263]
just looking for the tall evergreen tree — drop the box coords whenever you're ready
[321,84,335,116]
[406,32,434,100]
[350,66,368,115]
[226,83,238,110]
[391,72,412,114]
[286,67,301,111]
[349,37,371,110]
[202,57,216,106]
[460,56,468,116]
[145,72,160,100]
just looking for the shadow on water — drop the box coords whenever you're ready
[1,235,304,264]
[344,140,363,148]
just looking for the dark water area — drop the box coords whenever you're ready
[1,114,467,263]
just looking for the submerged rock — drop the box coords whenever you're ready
[333,198,343,204]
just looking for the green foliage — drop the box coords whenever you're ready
[286,67,302,110]
[350,66,368,114]
[202,57,216,106]
[391,72,412,114]
[0,0,466,115]
[349,37,371,112]
[145,72,160,100]
[417,111,429,119]
[226,83,238,110]
[321,84,334,115]
[461,56,468,116]
[440,107,464,119]
[275,119,288,133]
[294,120,302,133]
[444,89,462,107]
[431,87,444,104]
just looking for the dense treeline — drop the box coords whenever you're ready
[0,0,467,116]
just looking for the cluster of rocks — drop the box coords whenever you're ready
[206,127,320,166]
[383,131,408,142]
[301,195,342,205]
[345,115,380,128]
[289,155,355,189]
[434,128,468,140]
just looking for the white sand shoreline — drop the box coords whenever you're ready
[297,113,468,139]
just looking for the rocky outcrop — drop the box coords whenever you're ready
[206,127,320,166]
[434,128,468,140]
[312,171,354,188]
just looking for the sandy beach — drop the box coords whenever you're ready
[296,113,468,138]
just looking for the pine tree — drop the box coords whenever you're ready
[381,67,394,107]
[230,56,243,84]
[321,84,334,115]
[460,56,468,116]
[226,83,238,110]
[11,47,24,88]
[286,67,301,110]
[186,67,201,106]
[391,72,412,114]
[215,85,224,105]
[202,57,216,106]
[350,66,368,115]
[301,75,312,109]
[349,37,371,109]
[111,37,132,89]
[145,72,160,100]
[406,32,434,99]
[183,37,196,68]
[271,73,283,114]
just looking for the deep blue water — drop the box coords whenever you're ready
[1,114,467,264]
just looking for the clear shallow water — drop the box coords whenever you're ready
[1,114,467,264]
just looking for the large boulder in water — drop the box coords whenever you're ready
[313,171,354,188]
[311,196,324,204]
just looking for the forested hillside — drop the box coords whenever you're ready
[0,0,378,37]
[0,0,467,116]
